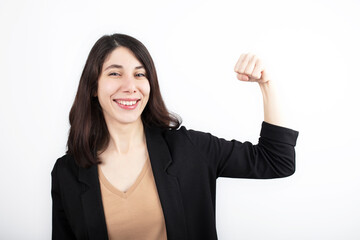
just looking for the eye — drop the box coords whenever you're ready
[135,73,146,78]
[109,72,121,76]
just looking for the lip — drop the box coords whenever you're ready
[113,98,140,110]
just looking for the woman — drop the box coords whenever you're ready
[51,33,298,240]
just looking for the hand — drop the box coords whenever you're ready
[234,53,269,84]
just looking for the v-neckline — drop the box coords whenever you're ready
[98,158,150,199]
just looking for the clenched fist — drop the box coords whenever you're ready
[234,53,269,84]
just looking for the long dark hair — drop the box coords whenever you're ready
[67,33,181,168]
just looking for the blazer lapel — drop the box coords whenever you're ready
[78,164,109,240]
[145,127,188,240]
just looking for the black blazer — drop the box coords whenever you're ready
[51,122,298,240]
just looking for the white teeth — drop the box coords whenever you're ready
[117,100,137,106]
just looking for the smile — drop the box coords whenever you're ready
[113,98,140,110]
[116,100,137,106]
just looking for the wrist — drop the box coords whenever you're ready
[259,80,275,99]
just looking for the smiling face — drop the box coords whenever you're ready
[97,47,150,128]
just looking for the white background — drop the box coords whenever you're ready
[1,0,359,239]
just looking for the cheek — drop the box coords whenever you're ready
[139,81,151,99]
[98,81,118,98]
[97,81,117,110]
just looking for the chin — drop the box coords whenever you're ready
[116,116,142,125]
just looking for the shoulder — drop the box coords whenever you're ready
[51,154,79,179]
[162,126,189,138]
[159,125,216,148]
[160,125,198,139]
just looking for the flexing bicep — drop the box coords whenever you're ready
[186,122,298,179]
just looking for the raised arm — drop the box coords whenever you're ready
[234,53,284,127]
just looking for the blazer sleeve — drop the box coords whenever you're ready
[185,121,299,179]
[51,160,77,239]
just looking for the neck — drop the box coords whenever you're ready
[104,119,146,155]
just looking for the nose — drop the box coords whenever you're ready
[121,74,137,93]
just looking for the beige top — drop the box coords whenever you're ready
[98,158,167,240]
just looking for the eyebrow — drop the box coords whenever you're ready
[104,64,145,71]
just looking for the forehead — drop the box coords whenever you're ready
[103,47,142,69]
